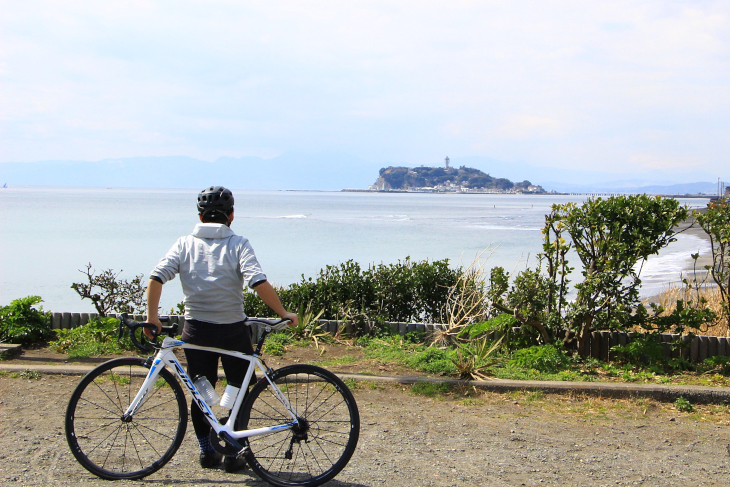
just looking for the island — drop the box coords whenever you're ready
[368,157,546,194]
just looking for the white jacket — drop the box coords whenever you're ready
[150,223,267,324]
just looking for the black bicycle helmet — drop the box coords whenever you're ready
[197,186,234,216]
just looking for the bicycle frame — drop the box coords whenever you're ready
[124,336,299,449]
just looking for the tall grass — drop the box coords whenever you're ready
[646,283,729,337]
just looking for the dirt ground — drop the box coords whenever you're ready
[2,368,730,487]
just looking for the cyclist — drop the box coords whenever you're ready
[144,185,298,472]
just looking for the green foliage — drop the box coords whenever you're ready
[674,396,694,413]
[695,198,730,329]
[404,347,457,374]
[410,381,452,397]
[71,263,146,317]
[458,313,517,340]
[701,355,730,376]
[262,332,294,356]
[50,317,136,358]
[363,336,457,375]
[0,296,52,345]
[547,195,688,354]
[509,344,571,373]
[611,335,666,365]
[451,336,504,380]
[244,257,460,326]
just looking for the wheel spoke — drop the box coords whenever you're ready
[66,359,188,480]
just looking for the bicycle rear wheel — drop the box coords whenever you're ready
[65,357,188,480]
[238,364,360,487]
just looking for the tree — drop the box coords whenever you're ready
[71,263,146,317]
[695,198,730,329]
[549,195,688,355]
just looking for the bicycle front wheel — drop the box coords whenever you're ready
[65,357,188,480]
[238,364,360,487]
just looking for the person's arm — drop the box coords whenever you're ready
[253,281,299,327]
[144,278,164,338]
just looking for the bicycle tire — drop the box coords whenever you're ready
[65,357,188,480]
[237,364,360,487]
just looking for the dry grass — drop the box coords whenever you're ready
[430,248,495,347]
[646,281,729,337]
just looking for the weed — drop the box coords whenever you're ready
[262,332,293,356]
[315,355,360,367]
[50,317,136,358]
[21,369,42,379]
[675,396,695,413]
[509,344,571,373]
[343,378,358,390]
[410,381,451,397]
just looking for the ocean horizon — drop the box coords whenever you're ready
[0,186,712,314]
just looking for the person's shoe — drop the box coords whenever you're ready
[223,454,248,473]
[199,451,223,468]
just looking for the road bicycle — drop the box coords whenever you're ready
[64,313,360,486]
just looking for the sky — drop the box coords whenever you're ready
[1,1,729,181]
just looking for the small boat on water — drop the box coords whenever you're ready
[2,183,7,188]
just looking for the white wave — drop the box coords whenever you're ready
[277,214,308,219]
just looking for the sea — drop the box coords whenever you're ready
[0,187,712,313]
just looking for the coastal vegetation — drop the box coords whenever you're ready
[373,165,543,193]
[5,195,730,387]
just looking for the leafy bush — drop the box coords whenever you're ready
[262,332,294,356]
[610,335,666,365]
[50,317,136,358]
[404,347,457,375]
[701,355,730,376]
[0,296,52,345]
[509,344,571,373]
[244,258,461,325]
[674,396,694,413]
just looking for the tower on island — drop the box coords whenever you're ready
[444,156,450,169]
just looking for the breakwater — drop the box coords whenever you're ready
[49,312,730,363]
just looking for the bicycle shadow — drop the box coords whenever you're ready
[155,473,370,487]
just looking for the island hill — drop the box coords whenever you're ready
[371,159,546,194]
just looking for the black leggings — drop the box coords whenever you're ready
[181,319,254,438]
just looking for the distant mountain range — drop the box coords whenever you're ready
[0,154,723,194]
[0,153,378,191]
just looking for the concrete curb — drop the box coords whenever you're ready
[3,362,730,405]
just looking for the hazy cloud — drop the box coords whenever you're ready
[1,0,728,179]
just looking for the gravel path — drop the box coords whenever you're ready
[2,374,730,486]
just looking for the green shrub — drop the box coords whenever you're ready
[701,355,730,376]
[674,396,694,413]
[405,347,457,375]
[0,296,52,345]
[244,257,461,324]
[611,335,666,365]
[509,344,571,373]
[50,317,135,358]
[262,332,294,356]
[458,313,517,340]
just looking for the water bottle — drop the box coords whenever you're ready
[193,375,220,407]
[219,385,240,409]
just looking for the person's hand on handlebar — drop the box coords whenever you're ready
[144,316,163,340]
[281,311,299,328]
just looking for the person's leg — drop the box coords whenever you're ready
[220,322,255,388]
[182,321,222,466]
[217,321,255,472]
